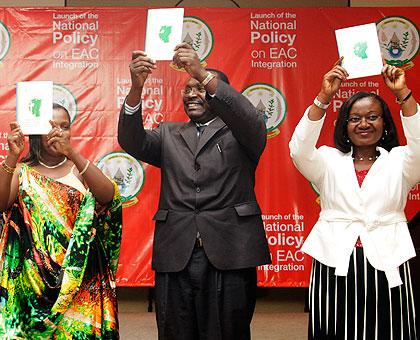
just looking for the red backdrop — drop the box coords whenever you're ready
[0,7,418,287]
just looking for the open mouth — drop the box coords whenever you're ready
[187,102,203,110]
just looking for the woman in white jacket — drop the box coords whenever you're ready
[289,61,420,339]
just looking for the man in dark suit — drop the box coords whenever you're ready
[118,43,271,340]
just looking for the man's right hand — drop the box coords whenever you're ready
[126,51,156,107]
[130,51,156,90]
[7,122,25,159]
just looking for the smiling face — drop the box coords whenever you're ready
[41,107,71,157]
[182,76,217,124]
[347,97,384,148]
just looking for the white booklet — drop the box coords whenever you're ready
[145,8,184,60]
[335,23,383,79]
[16,81,53,135]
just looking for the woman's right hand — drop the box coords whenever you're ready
[7,122,25,158]
[318,58,348,103]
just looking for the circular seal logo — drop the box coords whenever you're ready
[377,16,420,68]
[182,16,214,62]
[97,151,145,207]
[0,21,10,61]
[53,84,78,123]
[310,182,321,205]
[241,83,287,139]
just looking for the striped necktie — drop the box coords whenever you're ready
[197,125,206,137]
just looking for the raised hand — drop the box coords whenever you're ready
[130,51,156,90]
[7,122,25,158]
[173,43,207,82]
[318,58,349,104]
[382,63,416,116]
[47,120,72,156]
[381,64,408,97]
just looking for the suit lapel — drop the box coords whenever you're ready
[196,117,226,156]
[179,121,199,155]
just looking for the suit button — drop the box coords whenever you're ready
[196,187,201,193]
[195,209,200,214]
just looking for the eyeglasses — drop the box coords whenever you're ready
[182,85,206,95]
[347,114,382,124]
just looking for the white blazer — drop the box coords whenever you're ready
[289,105,420,288]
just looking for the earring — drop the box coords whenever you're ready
[381,129,388,141]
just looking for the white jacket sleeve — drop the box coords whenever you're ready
[289,106,327,185]
[401,105,420,187]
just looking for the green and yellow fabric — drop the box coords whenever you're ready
[0,164,122,339]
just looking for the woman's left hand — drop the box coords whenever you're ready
[47,120,73,156]
[382,64,408,97]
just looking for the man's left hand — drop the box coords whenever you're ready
[173,43,207,82]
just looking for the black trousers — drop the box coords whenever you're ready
[155,246,257,340]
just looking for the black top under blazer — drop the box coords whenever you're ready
[118,80,271,272]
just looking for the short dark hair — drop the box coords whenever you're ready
[333,92,399,153]
[21,103,70,165]
[206,68,230,84]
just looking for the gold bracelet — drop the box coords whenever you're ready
[201,72,216,87]
[79,160,90,176]
[1,161,16,174]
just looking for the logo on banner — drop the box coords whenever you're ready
[97,151,145,207]
[0,21,10,61]
[183,16,213,62]
[53,84,78,123]
[377,16,420,69]
[310,182,321,205]
[241,83,286,138]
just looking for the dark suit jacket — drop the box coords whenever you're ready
[118,80,271,272]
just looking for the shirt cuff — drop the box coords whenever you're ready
[124,101,141,115]
[205,92,216,101]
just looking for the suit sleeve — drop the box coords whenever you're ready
[117,102,162,167]
[208,81,267,163]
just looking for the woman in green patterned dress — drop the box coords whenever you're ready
[0,103,122,339]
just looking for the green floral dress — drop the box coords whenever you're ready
[0,164,122,339]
